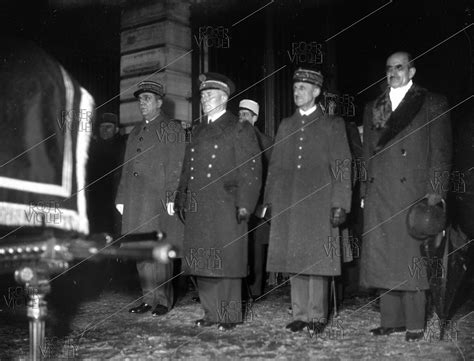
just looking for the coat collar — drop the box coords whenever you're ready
[373,83,427,153]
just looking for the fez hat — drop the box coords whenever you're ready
[239,99,259,116]
[99,112,118,126]
[293,68,324,87]
[199,72,235,96]
[407,198,447,240]
[133,80,165,98]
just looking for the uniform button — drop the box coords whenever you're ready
[190,176,194,180]
[212,154,216,159]
[214,144,218,149]
[190,167,194,171]
[401,149,407,156]
[302,120,305,124]
[139,136,143,141]
[301,128,305,132]
[133,172,138,177]
[298,155,302,159]
[400,177,407,183]
[298,146,302,150]
[252,159,256,163]
[251,167,254,170]
[191,148,195,152]
[207,173,211,178]
[137,148,141,153]
[300,137,303,141]
[208,164,212,168]
[297,165,301,169]
[191,158,194,161]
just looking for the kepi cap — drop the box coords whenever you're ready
[133,80,165,98]
[293,68,324,87]
[239,99,259,116]
[199,72,235,96]
[99,112,118,126]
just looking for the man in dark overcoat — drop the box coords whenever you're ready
[264,68,352,332]
[175,73,262,331]
[115,80,185,317]
[359,52,452,342]
[238,99,273,299]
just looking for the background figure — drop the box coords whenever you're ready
[116,81,185,317]
[176,73,262,331]
[87,112,125,234]
[238,99,273,300]
[264,68,352,333]
[360,52,452,342]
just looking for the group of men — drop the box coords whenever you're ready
[114,51,451,341]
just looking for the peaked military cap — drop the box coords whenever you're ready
[199,72,235,96]
[293,68,324,87]
[133,80,165,98]
[239,99,259,116]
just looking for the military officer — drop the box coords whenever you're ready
[360,52,452,342]
[264,68,352,332]
[238,99,273,299]
[175,73,262,331]
[115,80,185,317]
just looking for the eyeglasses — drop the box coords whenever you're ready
[386,64,409,72]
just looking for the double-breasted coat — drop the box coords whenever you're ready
[115,112,185,253]
[265,107,352,276]
[360,84,452,291]
[176,111,262,278]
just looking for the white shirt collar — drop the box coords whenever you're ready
[299,104,317,116]
[208,109,226,123]
[389,80,413,111]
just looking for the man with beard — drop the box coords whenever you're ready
[264,68,352,332]
[175,73,262,331]
[116,80,185,317]
[360,51,452,342]
[238,99,273,299]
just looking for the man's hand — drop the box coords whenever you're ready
[173,203,186,224]
[166,202,175,216]
[426,193,443,206]
[116,204,124,215]
[360,197,364,209]
[237,207,250,224]
[330,207,347,227]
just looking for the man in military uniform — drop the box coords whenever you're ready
[264,68,352,332]
[360,52,452,342]
[175,73,262,330]
[238,99,273,299]
[115,80,185,317]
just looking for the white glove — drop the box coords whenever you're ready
[116,204,124,215]
[360,198,364,209]
[167,202,175,216]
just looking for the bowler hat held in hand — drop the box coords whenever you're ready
[407,197,446,240]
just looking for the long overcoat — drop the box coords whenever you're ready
[116,113,185,253]
[265,107,352,276]
[360,84,452,291]
[176,111,262,278]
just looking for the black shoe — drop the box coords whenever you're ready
[370,326,406,336]
[217,322,237,331]
[129,303,152,314]
[285,320,308,332]
[307,321,326,334]
[194,319,217,327]
[406,330,424,342]
[152,305,169,317]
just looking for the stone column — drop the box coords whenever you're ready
[119,0,192,132]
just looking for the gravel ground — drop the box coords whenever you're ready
[0,265,472,360]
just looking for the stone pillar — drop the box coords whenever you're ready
[119,0,192,132]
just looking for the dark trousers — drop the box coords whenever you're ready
[380,290,426,330]
[197,277,242,323]
[248,218,269,297]
[291,274,329,322]
[136,260,174,309]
